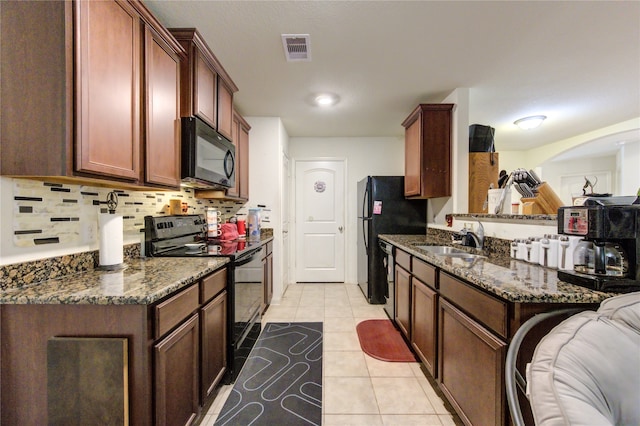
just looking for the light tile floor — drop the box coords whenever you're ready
[199,283,462,426]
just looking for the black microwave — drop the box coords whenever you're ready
[181,116,235,189]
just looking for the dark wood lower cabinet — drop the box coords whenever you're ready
[155,314,200,426]
[411,278,438,376]
[438,299,506,426]
[201,291,227,401]
[395,265,411,339]
[0,267,229,425]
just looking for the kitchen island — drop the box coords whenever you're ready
[1,238,279,425]
[379,233,612,426]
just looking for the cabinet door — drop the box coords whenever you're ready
[201,291,227,401]
[155,313,200,426]
[411,278,438,376]
[227,111,250,200]
[238,119,250,200]
[195,51,217,128]
[395,265,411,339]
[438,299,506,426]
[76,0,140,180]
[226,113,241,198]
[404,117,422,197]
[217,78,234,140]
[145,26,181,188]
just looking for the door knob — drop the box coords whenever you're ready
[338,226,343,233]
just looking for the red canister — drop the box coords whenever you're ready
[236,220,246,237]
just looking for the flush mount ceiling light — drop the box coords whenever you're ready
[314,93,339,107]
[514,115,547,130]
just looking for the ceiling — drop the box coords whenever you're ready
[144,0,640,151]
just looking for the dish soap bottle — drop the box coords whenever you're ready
[247,208,261,241]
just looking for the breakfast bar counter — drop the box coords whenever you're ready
[379,234,613,304]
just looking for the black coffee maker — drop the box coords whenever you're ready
[557,197,640,292]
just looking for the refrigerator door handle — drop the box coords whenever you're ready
[361,185,369,219]
[362,217,368,251]
[361,184,370,250]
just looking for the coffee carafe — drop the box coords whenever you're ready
[572,240,628,277]
[557,198,640,292]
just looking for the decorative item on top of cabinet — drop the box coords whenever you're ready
[226,109,251,201]
[169,28,238,141]
[469,153,500,214]
[402,104,455,198]
[0,0,185,190]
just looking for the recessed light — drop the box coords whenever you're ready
[314,94,338,107]
[514,115,546,130]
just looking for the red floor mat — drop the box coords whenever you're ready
[356,319,416,362]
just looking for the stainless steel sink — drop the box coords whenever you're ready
[416,245,485,260]
[416,245,467,255]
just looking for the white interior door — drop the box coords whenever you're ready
[295,160,345,282]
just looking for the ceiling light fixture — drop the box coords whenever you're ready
[314,94,338,107]
[514,115,546,130]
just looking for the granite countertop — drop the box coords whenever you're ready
[0,256,229,305]
[379,234,613,304]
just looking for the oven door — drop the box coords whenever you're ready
[230,245,264,381]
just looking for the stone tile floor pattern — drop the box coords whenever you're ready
[199,283,462,426]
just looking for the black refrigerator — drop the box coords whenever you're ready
[357,176,427,304]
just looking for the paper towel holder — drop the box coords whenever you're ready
[106,191,118,214]
[98,192,126,271]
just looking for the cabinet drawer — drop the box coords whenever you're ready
[413,258,436,289]
[439,272,507,339]
[154,284,199,339]
[396,249,411,271]
[201,267,227,303]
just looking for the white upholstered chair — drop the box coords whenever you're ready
[506,292,640,426]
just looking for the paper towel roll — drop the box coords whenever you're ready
[99,213,123,267]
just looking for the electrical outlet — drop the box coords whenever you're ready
[82,221,97,243]
[464,222,474,231]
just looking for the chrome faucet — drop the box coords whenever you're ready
[454,218,484,249]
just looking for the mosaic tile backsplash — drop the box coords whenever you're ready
[11,178,249,248]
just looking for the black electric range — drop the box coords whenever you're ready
[144,214,262,259]
[144,214,264,383]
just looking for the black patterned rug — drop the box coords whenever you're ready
[214,322,323,426]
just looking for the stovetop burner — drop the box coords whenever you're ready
[158,238,261,258]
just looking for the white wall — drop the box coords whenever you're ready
[288,136,404,284]
[245,117,289,302]
[428,88,470,227]
[619,141,640,195]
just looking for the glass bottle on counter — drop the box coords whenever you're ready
[247,208,261,241]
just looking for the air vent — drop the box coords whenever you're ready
[281,34,311,62]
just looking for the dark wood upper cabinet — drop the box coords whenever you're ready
[0,0,185,189]
[144,26,182,187]
[195,50,218,128]
[169,28,238,137]
[75,0,141,180]
[402,104,455,198]
[227,109,250,201]
[217,78,234,140]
